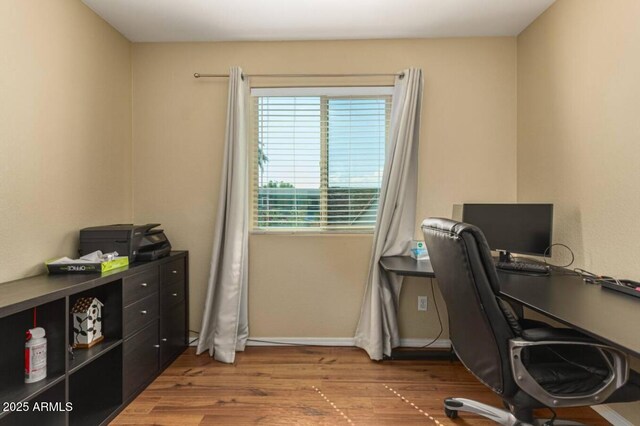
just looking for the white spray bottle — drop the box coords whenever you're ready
[25,327,47,383]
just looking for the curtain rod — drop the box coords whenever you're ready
[193,72,404,79]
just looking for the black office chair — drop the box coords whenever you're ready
[422,218,640,425]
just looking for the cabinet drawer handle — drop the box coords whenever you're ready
[140,310,147,315]
[162,338,168,342]
[172,270,178,274]
[172,293,178,297]
[153,344,160,348]
[141,282,148,287]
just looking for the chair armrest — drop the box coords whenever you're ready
[520,327,597,344]
[509,337,629,408]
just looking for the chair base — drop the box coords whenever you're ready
[444,398,585,426]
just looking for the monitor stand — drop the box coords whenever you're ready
[498,251,512,263]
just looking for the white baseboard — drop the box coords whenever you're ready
[190,337,452,348]
[591,405,634,426]
[246,337,355,346]
[398,338,452,349]
[246,337,452,348]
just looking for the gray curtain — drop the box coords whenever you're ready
[197,67,250,363]
[354,68,423,360]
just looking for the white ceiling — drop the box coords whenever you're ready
[82,0,555,43]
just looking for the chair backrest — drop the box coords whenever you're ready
[422,218,517,396]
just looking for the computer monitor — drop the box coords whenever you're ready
[461,203,553,261]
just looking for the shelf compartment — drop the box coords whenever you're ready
[69,280,123,349]
[69,344,122,426]
[0,374,65,420]
[0,298,66,408]
[0,380,67,426]
[68,338,122,375]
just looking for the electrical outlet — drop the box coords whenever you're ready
[417,296,428,311]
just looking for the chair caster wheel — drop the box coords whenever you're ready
[444,407,458,419]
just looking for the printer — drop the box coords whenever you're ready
[79,223,172,262]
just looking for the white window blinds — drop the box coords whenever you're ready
[252,87,392,232]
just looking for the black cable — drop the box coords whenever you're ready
[543,243,575,268]
[573,268,599,280]
[511,243,574,270]
[421,279,444,348]
[188,336,200,345]
[543,407,557,426]
[573,268,622,286]
[188,329,200,345]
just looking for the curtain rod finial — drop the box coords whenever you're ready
[194,73,200,78]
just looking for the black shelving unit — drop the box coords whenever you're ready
[0,380,67,426]
[0,298,66,421]
[69,346,122,426]
[0,375,66,421]
[0,252,189,426]
[68,338,122,375]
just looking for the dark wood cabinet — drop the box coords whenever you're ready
[159,258,187,368]
[123,321,160,400]
[161,302,186,367]
[0,252,188,426]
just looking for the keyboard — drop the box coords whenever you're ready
[495,261,549,274]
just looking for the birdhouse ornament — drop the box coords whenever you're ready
[71,297,104,348]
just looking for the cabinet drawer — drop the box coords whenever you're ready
[162,258,185,285]
[123,268,159,306]
[161,279,185,311]
[123,293,158,338]
[123,321,159,399]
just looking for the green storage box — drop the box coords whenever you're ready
[46,256,129,274]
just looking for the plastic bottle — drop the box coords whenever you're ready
[25,327,47,383]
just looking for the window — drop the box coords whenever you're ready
[252,87,392,232]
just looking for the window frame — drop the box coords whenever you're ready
[250,86,393,234]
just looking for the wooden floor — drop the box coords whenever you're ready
[112,347,609,425]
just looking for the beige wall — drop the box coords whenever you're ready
[0,0,132,283]
[132,38,518,338]
[517,0,640,421]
